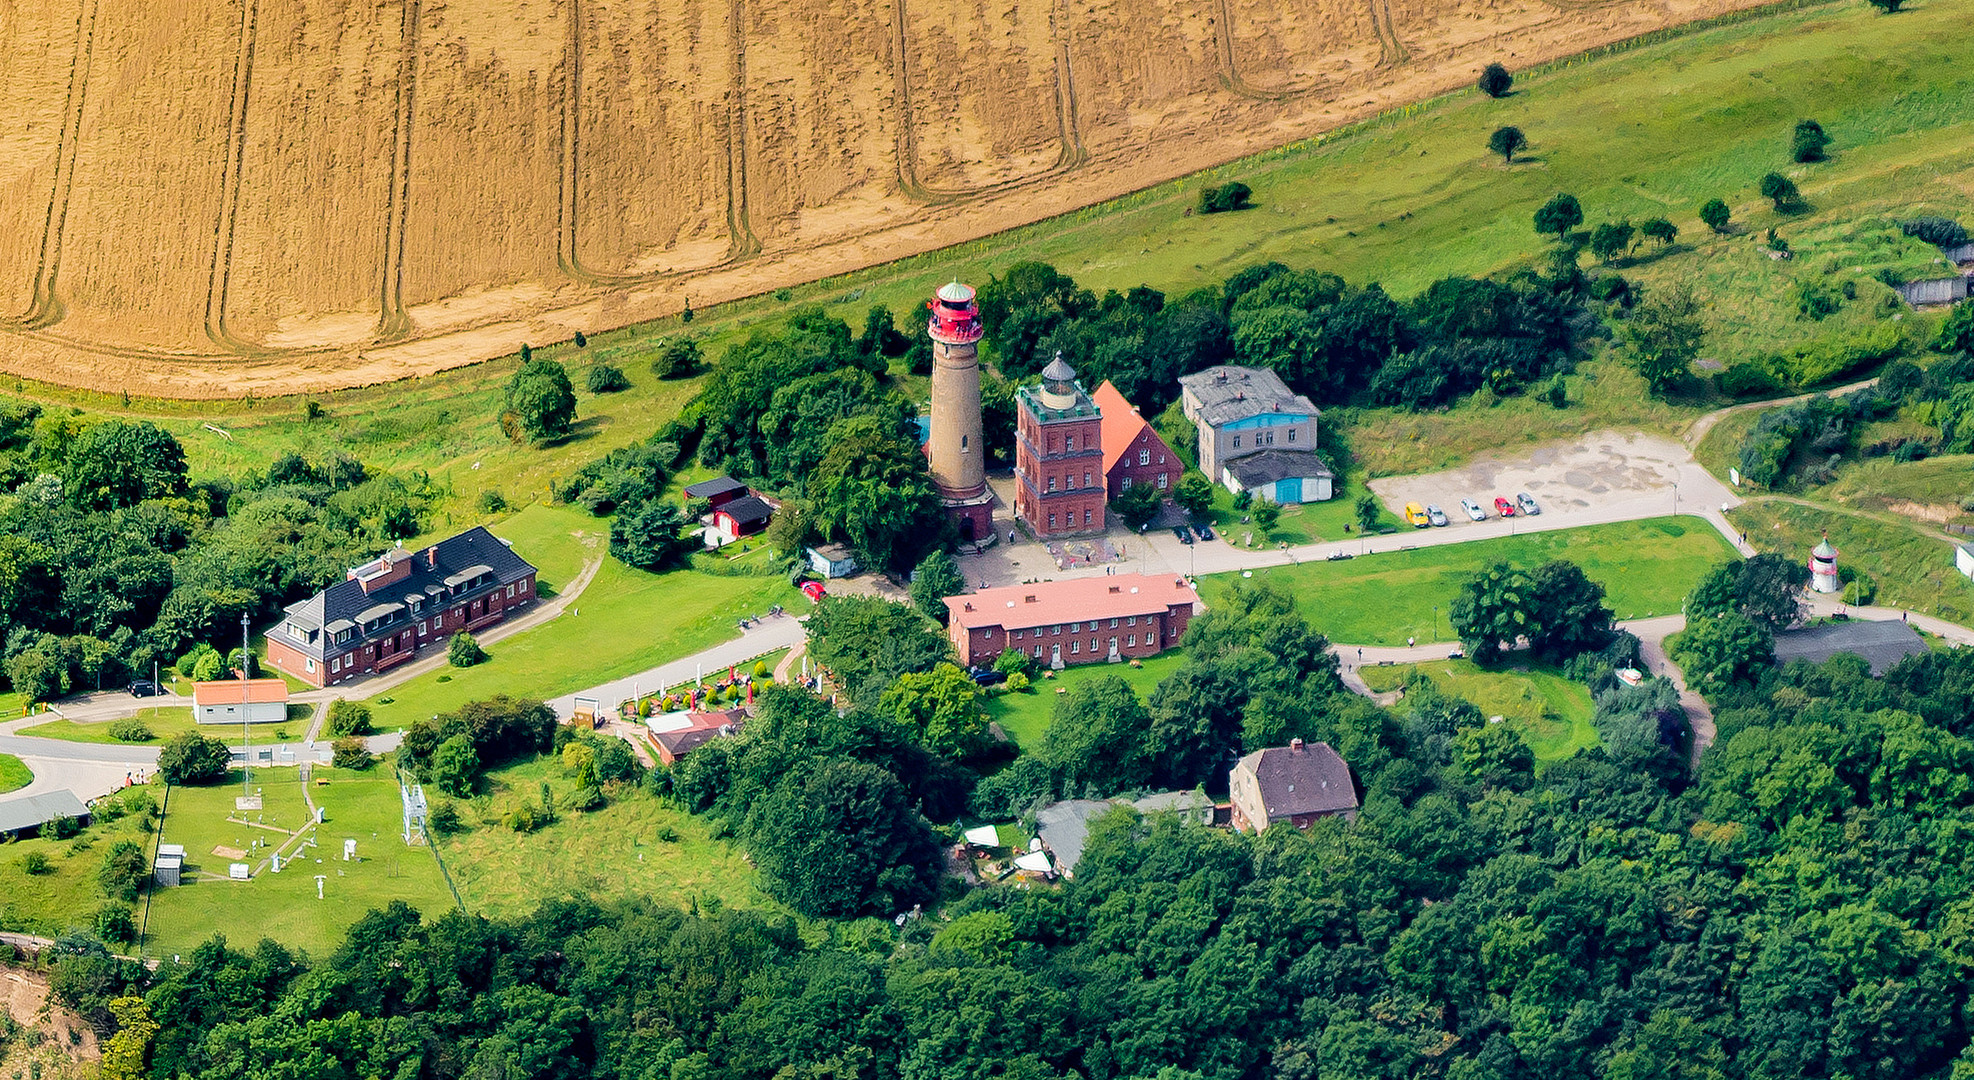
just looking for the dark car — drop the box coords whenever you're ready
[127,680,162,698]
[970,668,1008,687]
[1192,523,1215,542]
[1173,526,1194,544]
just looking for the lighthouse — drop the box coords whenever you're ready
[1810,534,1842,594]
[925,282,995,542]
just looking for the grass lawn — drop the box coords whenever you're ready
[142,767,455,958]
[982,652,1188,750]
[426,502,605,597]
[369,560,802,728]
[0,802,157,941]
[1813,455,1974,524]
[1201,517,1736,646]
[0,755,30,794]
[23,707,200,745]
[1359,659,1597,764]
[436,755,772,918]
[1729,498,1974,626]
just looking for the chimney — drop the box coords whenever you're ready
[427,545,438,569]
[1290,738,1306,753]
[963,602,974,612]
[1025,595,1038,603]
[1108,585,1120,594]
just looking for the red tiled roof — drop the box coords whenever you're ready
[945,573,1198,630]
[1093,380,1149,477]
[191,678,290,706]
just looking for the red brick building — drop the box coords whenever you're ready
[266,526,538,688]
[1092,380,1178,499]
[1014,356,1106,537]
[944,573,1198,669]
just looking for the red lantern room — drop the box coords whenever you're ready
[928,281,984,345]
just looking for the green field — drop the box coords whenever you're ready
[435,755,771,918]
[1360,659,1597,763]
[369,560,801,728]
[1729,498,1974,623]
[982,652,1188,749]
[0,754,30,794]
[142,767,455,958]
[0,805,156,942]
[1203,517,1737,645]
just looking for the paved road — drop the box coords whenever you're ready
[547,613,806,720]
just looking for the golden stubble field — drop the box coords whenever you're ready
[0,0,1768,397]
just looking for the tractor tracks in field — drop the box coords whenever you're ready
[4,0,99,332]
[377,0,421,340]
[203,0,260,353]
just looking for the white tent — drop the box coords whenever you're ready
[962,825,1000,847]
[1013,851,1053,874]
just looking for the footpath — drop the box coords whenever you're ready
[547,613,805,721]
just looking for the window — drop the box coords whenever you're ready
[1287,429,1296,443]
[961,434,968,450]
[1069,622,1080,633]
[1067,435,1075,451]
[1233,435,1241,448]
[419,620,428,635]
[1121,476,1132,491]
[1052,625,1062,636]
[1071,640,1080,654]
[1139,448,1150,466]
[506,584,515,598]
[1127,616,1137,626]
[1090,638,1098,652]
[1013,629,1022,640]
[1048,513,1057,529]
[1128,634,1137,646]
[1066,474,1074,489]
[1048,476,1057,492]
[1084,509,1092,525]
[1158,473,1168,489]
[1159,454,1166,464]
[306,658,316,673]
[1083,471,1092,488]
[343,653,354,667]
[331,658,340,673]
[1110,618,1118,628]
[1034,646,1043,658]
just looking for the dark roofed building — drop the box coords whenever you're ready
[1772,619,1929,676]
[1229,738,1357,833]
[1176,366,1332,503]
[683,476,750,508]
[0,790,90,839]
[266,526,538,687]
[711,494,775,545]
[1222,448,1335,505]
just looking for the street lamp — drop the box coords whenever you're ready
[1672,481,1679,519]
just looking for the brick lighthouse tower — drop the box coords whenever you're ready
[926,282,995,542]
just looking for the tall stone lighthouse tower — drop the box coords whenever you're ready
[926,282,995,542]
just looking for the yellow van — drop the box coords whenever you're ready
[1404,502,1430,528]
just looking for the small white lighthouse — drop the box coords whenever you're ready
[1809,534,1842,594]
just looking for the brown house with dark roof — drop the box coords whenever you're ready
[1228,738,1357,832]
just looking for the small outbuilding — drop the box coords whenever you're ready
[155,843,186,887]
[1956,543,1974,581]
[806,544,859,579]
[1034,799,1119,880]
[193,678,289,724]
[0,790,90,840]
[709,495,775,546]
[1222,449,1336,505]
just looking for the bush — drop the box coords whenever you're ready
[1790,119,1831,163]
[47,814,81,840]
[1759,172,1799,209]
[585,364,630,394]
[157,732,230,785]
[477,489,508,514]
[427,734,480,798]
[331,737,375,770]
[106,718,151,743]
[326,700,374,737]
[752,660,770,679]
[1902,216,1968,247]
[1699,199,1731,234]
[994,648,1035,679]
[503,801,548,833]
[1005,671,1031,693]
[447,632,487,669]
[649,337,702,379]
[1716,362,1787,399]
[428,801,462,835]
[94,906,135,946]
[22,852,50,875]
[1476,62,1512,98]
[1196,182,1252,214]
[97,841,147,902]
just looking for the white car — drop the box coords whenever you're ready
[1460,498,1486,522]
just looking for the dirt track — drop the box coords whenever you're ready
[0,0,1776,398]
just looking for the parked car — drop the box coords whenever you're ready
[1192,523,1215,542]
[1404,502,1430,528]
[1460,498,1486,522]
[1425,504,1449,527]
[1494,496,1516,518]
[800,581,827,602]
[127,680,162,698]
[1173,526,1194,544]
[1517,492,1541,515]
[970,668,1008,687]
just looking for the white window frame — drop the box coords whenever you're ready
[1139,448,1150,466]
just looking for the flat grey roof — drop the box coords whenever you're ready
[1178,366,1319,427]
[1773,619,1929,676]
[1035,799,1120,873]
[0,790,88,834]
[1224,449,1335,487]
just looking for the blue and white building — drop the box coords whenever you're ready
[1177,366,1334,504]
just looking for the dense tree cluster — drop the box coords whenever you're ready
[400,695,557,795]
[1449,559,1615,663]
[0,409,428,700]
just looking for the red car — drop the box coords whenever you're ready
[801,581,827,602]
[1493,496,1516,518]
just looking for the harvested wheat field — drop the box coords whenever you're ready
[0,0,1772,397]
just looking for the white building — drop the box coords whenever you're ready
[1176,366,1335,504]
[193,678,289,724]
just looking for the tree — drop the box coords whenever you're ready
[649,337,702,379]
[157,732,230,785]
[428,733,480,797]
[1477,62,1513,98]
[1792,119,1832,163]
[1197,182,1253,214]
[609,499,698,572]
[1863,0,1903,12]
[1449,562,1536,663]
[1454,723,1534,790]
[807,415,948,572]
[1588,221,1636,264]
[101,996,159,1080]
[326,700,374,737]
[65,421,189,511]
[909,550,967,625]
[504,359,578,442]
[1640,217,1678,246]
[1592,676,1684,763]
[879,664,988,759]
[1111,483,1162,531]
[1488,126,1527,164]
[1936,302,1974,356]
[745,758,942,918]
[1699,198,1732,234]
[1356,494,1382,532]
[1759,172,1799,210]
[1616,285,1705,395]
[857,305,911,359]
[1533,193,1583,238]
[1672,612,1774,695]
[805,596,953,704]
[585,364,630,394]
[94,905,135,946]
[1526,560,1615,660]
[1686,554,1808,630]
[98,840,147,901]
[332,737,375,770]
[447,631,487,668]
[1039,675,1155,796]
[1173,472,1215,517]
[1252,502,1281,535]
